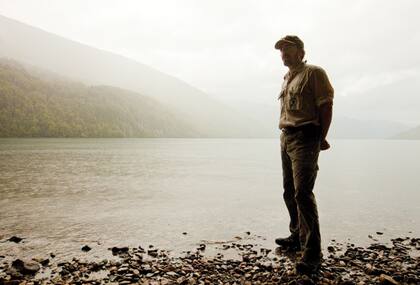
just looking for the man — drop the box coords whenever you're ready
[274,35,333,274]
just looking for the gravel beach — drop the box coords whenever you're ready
[1,233,419,285]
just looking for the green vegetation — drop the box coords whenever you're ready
[0,59,197,137]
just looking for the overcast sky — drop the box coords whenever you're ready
[0,0,419,108]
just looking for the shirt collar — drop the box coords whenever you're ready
[285,61,307,80]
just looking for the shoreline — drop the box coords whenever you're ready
[1,234,419,285]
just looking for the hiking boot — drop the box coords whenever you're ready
[275,235,301,250]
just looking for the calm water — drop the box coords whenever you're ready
[0,138,419,260]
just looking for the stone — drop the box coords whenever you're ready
[198,244,206,251]
[81,245,91,252]
[340,281,355,285]
[117,267,129,273]
[111,246,129,255]
[7,236,23,243]
[327,246,335,252]
[11,259,40,275]
[40,258,50,266]
[379,274,399,285]
[147,249,158,257]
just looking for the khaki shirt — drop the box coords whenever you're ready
[279,62,334,129]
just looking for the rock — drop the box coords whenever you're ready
[376,232,384,235]
[198,244,206,251]
[138,245,145,253]
[340,281,356,285]
[31,258,49,266]
[117,266,129,273]
[3,280,21,285]
[327,246,335,252]
[141,264,152,273]
[7,236,23,243]
[182,232,188,235]
[81,245,91,252]
[186,277,197,285]
[147,249,158,257]
[177,276,187,284]
[379,274,399,285]
[11,259,40,275]
[111,246,129,255]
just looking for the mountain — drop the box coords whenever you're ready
[227,98,412,139]
[328,116,410,139]
[0,15,272,138]
[393,125,420,140]
[0,59,198,137]
[333,76,420,126]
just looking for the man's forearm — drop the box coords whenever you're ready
[319,103,333,141]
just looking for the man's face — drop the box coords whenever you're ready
[280,44,301,67]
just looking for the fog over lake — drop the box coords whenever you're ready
[1,139,419,260]
[1,0,420,138]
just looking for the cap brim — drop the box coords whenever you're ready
[274,39,297,49]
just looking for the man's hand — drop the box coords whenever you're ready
[319,102,333,151]
[320,139,330,151]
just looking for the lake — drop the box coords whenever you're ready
[0,138,419,260]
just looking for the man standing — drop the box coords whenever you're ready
[274,35,333,274]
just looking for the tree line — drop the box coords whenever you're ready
[0,59,197,138]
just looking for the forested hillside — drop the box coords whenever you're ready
[0,59,198,137]
[0,15,275,138]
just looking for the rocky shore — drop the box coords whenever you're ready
[0,234,419,285]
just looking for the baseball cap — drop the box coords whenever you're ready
[275,35,304,50]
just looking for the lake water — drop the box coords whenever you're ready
[0,138,419,261]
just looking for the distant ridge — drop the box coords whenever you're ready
[0,14,273,138]
[392,125,420,140]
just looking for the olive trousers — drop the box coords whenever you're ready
[280,129,322,261]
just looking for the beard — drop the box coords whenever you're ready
[282,58,292,66]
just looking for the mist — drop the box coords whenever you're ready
[1,0,420,138]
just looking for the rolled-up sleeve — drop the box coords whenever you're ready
[311,67,334,107]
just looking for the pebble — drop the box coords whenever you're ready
[81,245,91,252]
[11,259,40,275]
[7,236,23,243]
[2,234,418,284]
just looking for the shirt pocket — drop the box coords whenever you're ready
[286,87,303,111]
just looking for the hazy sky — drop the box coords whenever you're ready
[0,0,419,108]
